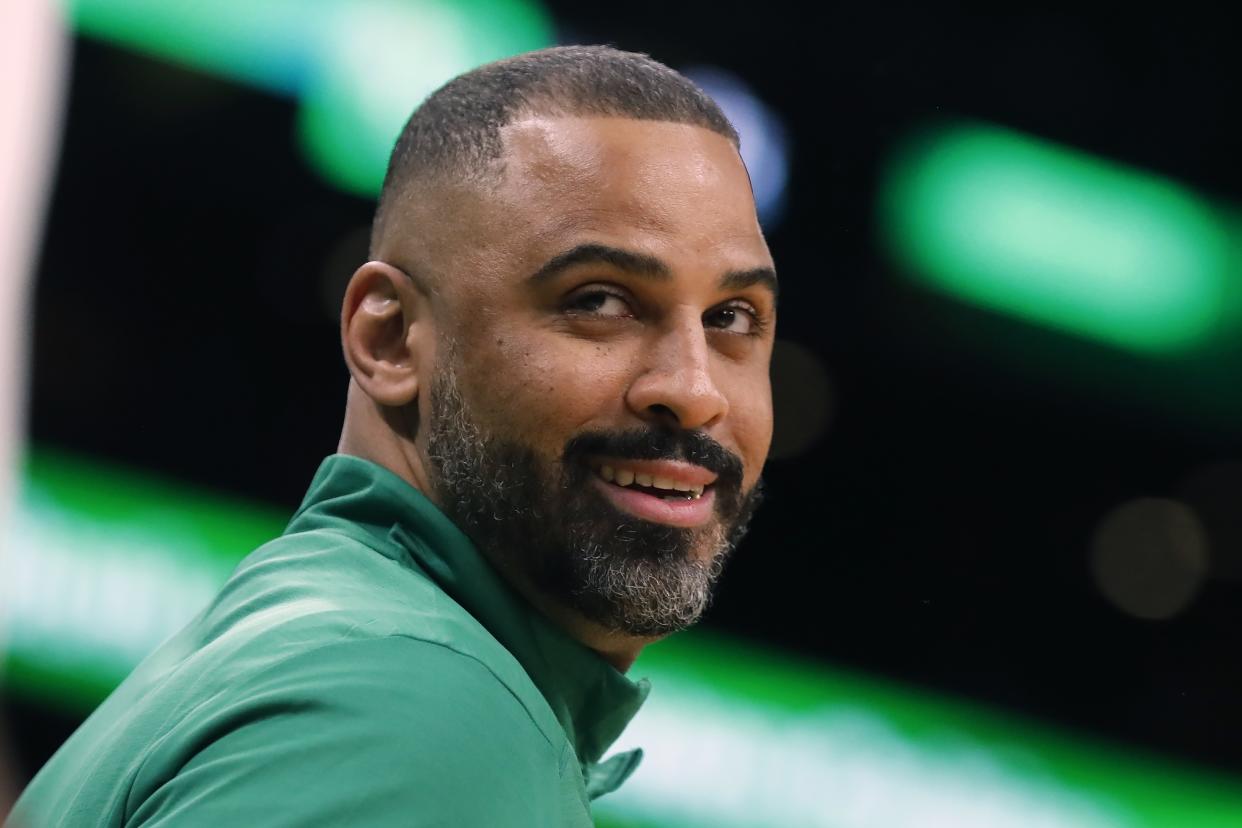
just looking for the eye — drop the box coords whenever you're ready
[704,302,760,335]
[564,288,634,319]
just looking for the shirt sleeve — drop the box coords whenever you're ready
[125,636,567,827]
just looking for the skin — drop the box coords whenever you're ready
[338,115,776,670]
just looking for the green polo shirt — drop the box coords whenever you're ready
[8,455,647,827]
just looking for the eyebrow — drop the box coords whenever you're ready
[720,266,780,302]
[527,242,779,301]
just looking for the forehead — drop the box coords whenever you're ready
[489,116,767,262]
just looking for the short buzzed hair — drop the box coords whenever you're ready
[370,45,739,253]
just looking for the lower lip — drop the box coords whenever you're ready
[589,475,716,528]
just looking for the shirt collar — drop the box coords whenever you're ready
[285,454,649,767]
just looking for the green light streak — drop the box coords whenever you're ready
[2,449,285,706]
[879,123,1238,355]
[63,0,553,194]
[64,0,328,92]
[297,0,553,196]
[598,635,1242,828]
[5,449,1242,826]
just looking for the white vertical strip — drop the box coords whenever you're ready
[0,0,71,799]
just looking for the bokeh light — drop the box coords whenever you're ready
[879,122,1238,355]
[683,66,790,228]
[1089,497,1208,620]
[768,339,833,459]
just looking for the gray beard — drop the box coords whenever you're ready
[424,357,761,637]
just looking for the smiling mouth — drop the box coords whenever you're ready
[586,457,719,527]
[591,461,711,500]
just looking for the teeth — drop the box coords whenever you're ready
[596,465,707,499]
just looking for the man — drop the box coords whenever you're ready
[8,45,776,826]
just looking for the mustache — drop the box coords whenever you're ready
[562,428,746,493]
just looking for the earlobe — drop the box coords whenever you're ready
[341,261,425,407]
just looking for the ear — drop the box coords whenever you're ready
[341,261,430,407]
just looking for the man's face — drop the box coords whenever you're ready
[417,116,776,636]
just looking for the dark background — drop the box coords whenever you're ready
[7,1,1242,784]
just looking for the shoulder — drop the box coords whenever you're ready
[253,635,560,752]
[162,524,568,746]
[198,532,561,737]
[129,636,569,826]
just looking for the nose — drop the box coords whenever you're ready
[625,315,729,430]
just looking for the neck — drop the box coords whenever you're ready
[338,381,437,502]
[474,544,657,673]
[537,599,656,673]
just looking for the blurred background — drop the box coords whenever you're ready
[3,1,1242,826]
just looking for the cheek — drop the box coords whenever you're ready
[727,373,774,483]
[462,329,633,440]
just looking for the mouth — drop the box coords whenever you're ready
[588,457,718,528]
